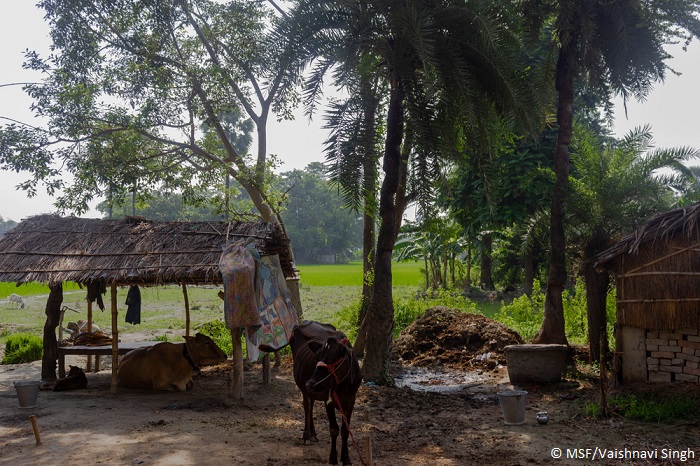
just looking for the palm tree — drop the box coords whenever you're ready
[568,124,700,360]
[524,0,700,345]
[291,0,543,382]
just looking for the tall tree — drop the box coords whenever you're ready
[321,55,384,352]
[293,0,543,382]
[0,0,302,233]
[524,0,700,345]
[276,162,363,263]
[445,124,554,293]
[568,124,699,360]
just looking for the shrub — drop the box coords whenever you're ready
[394,289,480,337]
[494,281,545,341]
[197,320,233,356]
[2,333,43,364]
[494,280,616,346]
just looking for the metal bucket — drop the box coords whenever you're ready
[14,381,40,409]
[497,389,527,425]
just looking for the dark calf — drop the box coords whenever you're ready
[290,321,362,466]
[53,365,88,391]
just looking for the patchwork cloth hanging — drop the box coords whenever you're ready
[248,254,299,353]
[218,240,299,358]
[219,239,263,329]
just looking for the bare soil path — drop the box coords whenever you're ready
[1,352,697,466]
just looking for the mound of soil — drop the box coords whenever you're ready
[393,306,523,370]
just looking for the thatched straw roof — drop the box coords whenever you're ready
[594,203,700,269]
[594,203,700,330]
[0,215,296,286]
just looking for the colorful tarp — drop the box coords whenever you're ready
[219,241,299,358]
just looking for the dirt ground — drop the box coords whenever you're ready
[1,311,699,465]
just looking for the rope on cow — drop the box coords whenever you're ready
[324,355,369,466]
[332,391,370,466]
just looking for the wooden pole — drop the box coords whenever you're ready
[110,284,119,394]
[600,328,608,417]
[230,327,244,400]
[182,283,190,337]
[29,415,42,445]
[262,353,271,386]
[364,436,372,465]
[87,299,93,372]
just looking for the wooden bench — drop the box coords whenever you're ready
[57,341,160,378]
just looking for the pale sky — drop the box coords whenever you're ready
[1,4,699,222]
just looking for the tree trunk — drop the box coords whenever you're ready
[534,38,575,345]
[41,283,63,384]
[362,81,404,384]
[479,233,494,290]
[352,71,380,354]
[464,240,472,290]
[423,255,429,289]
[584,235,610,362]
[523,246,534,296]
[354,209,375,356]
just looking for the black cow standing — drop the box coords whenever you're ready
[290,321,362,466]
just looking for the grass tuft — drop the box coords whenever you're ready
[584,393,700,423]
[2,333,43,364]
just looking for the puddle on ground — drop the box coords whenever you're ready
[394,366,494,394]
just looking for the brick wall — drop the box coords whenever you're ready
[646,329,700,382]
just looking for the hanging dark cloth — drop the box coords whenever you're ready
[125,285,141,325]
[86,281,106,311]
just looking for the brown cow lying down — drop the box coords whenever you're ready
[53,365,88,391]
[118,333,227,391]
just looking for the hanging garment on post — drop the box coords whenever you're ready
[86,280,107,311]
[248,254,299,352]
[125,285,141,325]
[219,240,262,330]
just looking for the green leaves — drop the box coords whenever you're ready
[2,0,305,219]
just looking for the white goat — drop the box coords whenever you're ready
[7,293,26,309]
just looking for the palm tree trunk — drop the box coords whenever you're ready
[524,246,534,296]
[352,72,380,355]
[534,39,574,345]
[465,240,472,290]
[353,208,375,356]
[363,82,404,384]
[424,255,429,289]
[584,234,610,362]
[480,233,494,290]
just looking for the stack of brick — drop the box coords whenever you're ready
[646,329,700,382]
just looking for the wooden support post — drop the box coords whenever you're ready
[58,307,66,345]
[287,278,303,320]
[110,284,119,394]
[29,415,42,445]
[262,353,271,386]
[600,328,608,417]
[230,327,244,400]
[87,299,93,372]
[364,436,372,465]
[182,283,190,337]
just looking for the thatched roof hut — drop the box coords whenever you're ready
[594,203,700,330]
[594,203,700,384]
[0,214,297,285]
[0,214,298,395]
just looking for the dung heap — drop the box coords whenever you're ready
[393,306,523,370]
